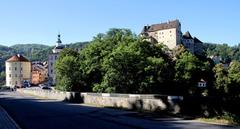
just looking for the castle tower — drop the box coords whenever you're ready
[5,54,31,88]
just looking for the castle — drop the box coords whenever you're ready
[141,20,204,55]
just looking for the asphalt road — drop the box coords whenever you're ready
[0,90,238,129]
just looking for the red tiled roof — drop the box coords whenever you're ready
[6,54,29,62]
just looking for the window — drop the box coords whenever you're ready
[9,74,11,78]
[170,31,172,33]
[9,67,11,70]
[51,70,53,74]
[15,67,17,71]
[15,74,17,77]
[55,55,57,59]
[51,62,53,66]
[15,81,17,85]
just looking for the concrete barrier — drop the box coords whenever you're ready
[17,88,183,113]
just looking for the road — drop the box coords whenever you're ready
[0,90,237,129]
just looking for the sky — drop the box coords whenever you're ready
[0,0,240,46]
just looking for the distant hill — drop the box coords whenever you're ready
[0,42,89,72]
[10,44,51,62]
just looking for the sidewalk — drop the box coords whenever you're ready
[0,105,21,129]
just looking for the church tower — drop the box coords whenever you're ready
[48,33,65,85]
[52,33,65,53]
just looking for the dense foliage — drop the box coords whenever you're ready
[55,29,211,95]
[213,61,240,97]
[55,49,81,91]
[204,43,240,63]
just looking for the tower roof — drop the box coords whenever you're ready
[183,31,193,39]
[6,54,29,62]
[193,37,203,43]
[56,34,62,44]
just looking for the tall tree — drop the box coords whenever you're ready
[228,61,240,97]
[213,63,229,95]
[55,49,81,91]
[174,48,205,95]
[78,28,137,90]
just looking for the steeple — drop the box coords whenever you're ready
[52,33,65,53]
[56,33,62,46]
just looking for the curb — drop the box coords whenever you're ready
[0,105,22,129]
[194,119,240,127]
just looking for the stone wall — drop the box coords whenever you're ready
[17,88,183,113]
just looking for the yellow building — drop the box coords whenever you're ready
[5,54,31,88]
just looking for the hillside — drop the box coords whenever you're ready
[203,43,240,63]
[0,42,89,85]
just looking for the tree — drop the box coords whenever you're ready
[78,28,138,91]
[213,63,229,95]
[55,49,81,91]
[227,61,240,97]
[93,39,173,94]
[174,49,204,95]
[0,71,5,86]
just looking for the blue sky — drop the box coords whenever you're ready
[0,0,239,46]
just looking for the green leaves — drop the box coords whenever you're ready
[174,46,212,95]
[213,64,229,94]
[212,61,240,97]
[55,49,81,91]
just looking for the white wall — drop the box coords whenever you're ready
[5,61,31,87]
[48,54,59,85]
[148,28,182,49]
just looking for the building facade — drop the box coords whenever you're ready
[31,62,48,85]
[141,20,204,55]
[141,20,182,49]
[48,34,65,85]
[5,54,31,88]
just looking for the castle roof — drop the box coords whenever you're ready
[6,54,29,62]
[141,20,181,33]
[183,31,193,39]
[193,37,203,43]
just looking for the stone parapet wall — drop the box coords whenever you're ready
[17,88,183,113]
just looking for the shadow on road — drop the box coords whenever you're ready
[0,91,237,129]
[0,91,186,129]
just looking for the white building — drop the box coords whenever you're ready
[141,20,204,55]
[48,34,65,85]
[5,54,31,88]
[141,20,182,49]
